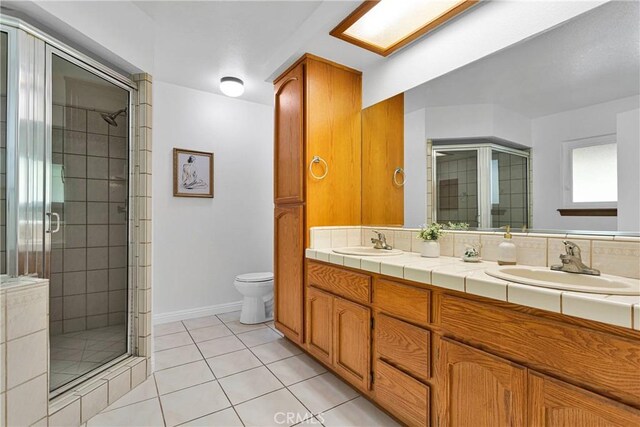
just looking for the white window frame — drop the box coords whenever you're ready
[562,134,617,209]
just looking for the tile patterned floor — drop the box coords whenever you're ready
[50,324,127,390]
[87,312,400,427]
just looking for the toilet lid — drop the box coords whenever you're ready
[236,272,274,283]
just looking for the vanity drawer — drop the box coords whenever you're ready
[374,359,430,427]
[307,261,371,304]
[373,279,430,326]
[375,313,430,381]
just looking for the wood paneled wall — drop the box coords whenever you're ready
[361,93,404,226]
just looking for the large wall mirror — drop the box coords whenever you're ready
[362,1,639,234]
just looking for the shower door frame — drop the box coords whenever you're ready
[431,143,530,229]
[45,45,137,398]
[1,14,141,399]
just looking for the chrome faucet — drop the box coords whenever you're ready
[551,240,600,276]
[371,230,393,250]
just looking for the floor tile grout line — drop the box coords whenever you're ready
[152,374,169,427]
[242,337,317,418]
[183,318,247,427]
[283,370,328,389]
[91,313,370,427]
[229,384,288,407]
[156,370,216,397]
[174,406,240,427]
[225,314,363,423]
[97,395,157,414]
[217,314,314,421]
[313,395,361,424]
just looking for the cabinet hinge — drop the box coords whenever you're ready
[371,317,374,329]
[370,372,374,385]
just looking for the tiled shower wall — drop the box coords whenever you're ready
[49,104,129,335]
[491,151,528,228]
[435,151,479,226]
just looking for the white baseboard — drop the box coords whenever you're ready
[153,300,243,324]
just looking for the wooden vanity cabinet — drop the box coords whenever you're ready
[274,205,304,343]
[436,338,527,427]
[301,260,640,427]
[333,297,371,391]
[305,287,333,366]
[305,264,371,392]
[528,372,640,426]
[274,62,304,205]
[273,55,362,344]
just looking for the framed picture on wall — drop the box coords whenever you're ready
[173,148,214,198]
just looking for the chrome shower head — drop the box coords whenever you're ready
[101,108,127,127]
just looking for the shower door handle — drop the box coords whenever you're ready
[47,212,61,233]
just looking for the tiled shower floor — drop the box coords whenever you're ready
[87,312,400,426]
[50,324,127,390]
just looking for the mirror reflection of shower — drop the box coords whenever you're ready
[101,107,127,126]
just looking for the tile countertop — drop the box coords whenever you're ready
[305,248,640,331]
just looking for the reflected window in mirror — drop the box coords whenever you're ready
[563,135,617,207]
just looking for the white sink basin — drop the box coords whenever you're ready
[332,247,403,257]
[486,266,640,295]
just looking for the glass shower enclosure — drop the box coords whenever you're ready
[1,19,135,396]
[432,143,530,229]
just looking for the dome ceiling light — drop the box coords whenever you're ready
[220,76,245,97]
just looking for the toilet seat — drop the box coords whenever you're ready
[235,272,274,283]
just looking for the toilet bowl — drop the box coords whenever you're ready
[233,272,274,324]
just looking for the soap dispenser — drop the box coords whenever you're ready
[498,225,517,266]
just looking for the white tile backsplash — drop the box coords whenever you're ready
[330,229,348,248]
[592,240,640,279]
[393,230,412,251]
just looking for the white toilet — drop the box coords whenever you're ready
[233,272,274,324]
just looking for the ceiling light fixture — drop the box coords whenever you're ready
[331,0,478,57]
[220,76,245,97]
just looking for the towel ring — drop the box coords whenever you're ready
[393,167,406,186]
[309,156,329,180]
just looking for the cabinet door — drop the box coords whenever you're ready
[306,287,333,365]
[274,205,304,343]
[274,63,304,204]
[333,297,371,392]
[437,338,526,427]
[529,372,640,426]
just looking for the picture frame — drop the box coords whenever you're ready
[173,148,214,198]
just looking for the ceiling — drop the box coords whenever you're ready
[405,1,640,118]
[133,0,383,105]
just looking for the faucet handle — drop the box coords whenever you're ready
[372,230,385,240]
[562,240,582,258]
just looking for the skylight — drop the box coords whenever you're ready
[331,0,478,56]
